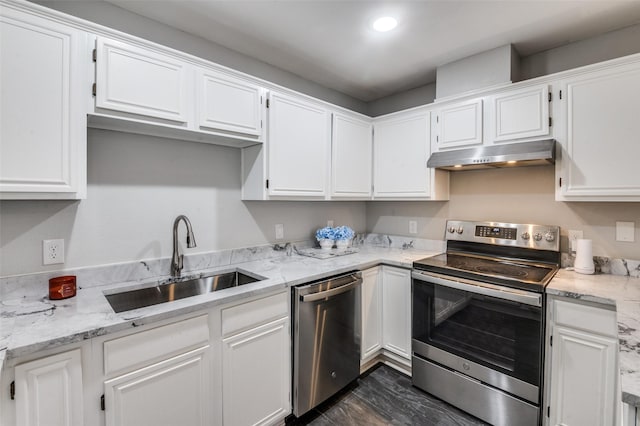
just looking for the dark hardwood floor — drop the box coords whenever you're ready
[288,364,489,426]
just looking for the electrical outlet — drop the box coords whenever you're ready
[327,220,334,227]
[409,220,418,234]
[43,239,64,265]
[616,221,635,242]
[568,230,583,253]
[275,224,284,240]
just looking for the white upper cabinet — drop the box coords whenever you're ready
[267,91,331,198]
[433,98,483,150]
[95,37,191,123]
[373,108,449,200]
[488,84,551,142]
[331,112,373,198]
[0,5,88,199]
[197,68,264,139]
[556,59,640,201]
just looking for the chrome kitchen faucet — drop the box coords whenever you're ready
[171,215,197,277]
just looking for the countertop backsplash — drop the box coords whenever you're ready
[561,253,640,278]
[0,235,445,300]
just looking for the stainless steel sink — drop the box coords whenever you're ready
[105,270,264,313]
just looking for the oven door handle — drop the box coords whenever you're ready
[411,270,542,307]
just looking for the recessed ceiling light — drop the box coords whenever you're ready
[372,16,397,32]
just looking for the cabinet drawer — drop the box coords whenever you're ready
[104,314,209,376]
[553,298,617,337]
[222,291,288,337]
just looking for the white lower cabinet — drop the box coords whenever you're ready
[104,346,211,426]
[222,317,290,425]
[545,296,619,426]
[220,291,291,426]
[360,266,412,371]
[360,267,383,364]
[622,403,640,426]
[381,266,412,363]
[13,349,84,426]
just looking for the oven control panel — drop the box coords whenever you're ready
[446,220,560,251]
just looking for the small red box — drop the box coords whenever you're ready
[49,275,76,300]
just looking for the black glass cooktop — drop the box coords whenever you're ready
[413,252,558,293]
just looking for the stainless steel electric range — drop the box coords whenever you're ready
[411,220,560,426]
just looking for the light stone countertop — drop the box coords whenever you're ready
[0,246,437,374]
[547,269,640,407]
[2,247,639,408]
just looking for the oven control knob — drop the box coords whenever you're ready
[456,227,464,234]
[448,226,456,234]
[545,232,556,242]
[521,232,530,240]
[533,232,543,241]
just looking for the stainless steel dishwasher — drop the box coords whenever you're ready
[292,271,362,417]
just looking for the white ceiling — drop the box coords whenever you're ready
[105,0,640,102]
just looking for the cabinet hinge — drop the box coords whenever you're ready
[436,135,439,143]
[559,90,562,100]
[260,95,263,105]
[548,92,552,102]
[92,83,96,97]
[547,406,550,417]
[549,117,552,127]
[559,177,562,188]
[266,98,270,108]
[10,381,15,400]
[265,179,269,189]
[101,394,105,411]
[92,48,97,62]
[436,115,439,123]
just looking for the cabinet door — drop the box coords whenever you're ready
[434,98,483,149]
[14,349,83,426]
[548,326,617,426]
[490,84,550,142]
[222,317,290,426]
[104,346,211,426]
[95,37,190,123]
[197,68,264,138]
[361,267,382,362]
[558,61,640,200]
[331,113,372,198]
[381,266,411,360]
[373,110,431,198]
[0,7,86,198]
[267,92,330,197]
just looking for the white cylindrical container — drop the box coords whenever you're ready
[574,239,595,274]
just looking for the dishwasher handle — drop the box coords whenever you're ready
[299,273,361,303]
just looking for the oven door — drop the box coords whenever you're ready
[412,270,543,404]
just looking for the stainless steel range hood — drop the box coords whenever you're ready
[427,139,556,171]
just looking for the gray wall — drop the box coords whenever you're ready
[368,83,436,117]
[0,130,366,276]
[33,0,369,114]
[366,167,640,259]
[520,23,640,80]
[370,22,640,115]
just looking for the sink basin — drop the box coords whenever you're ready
[105,270,264,313]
